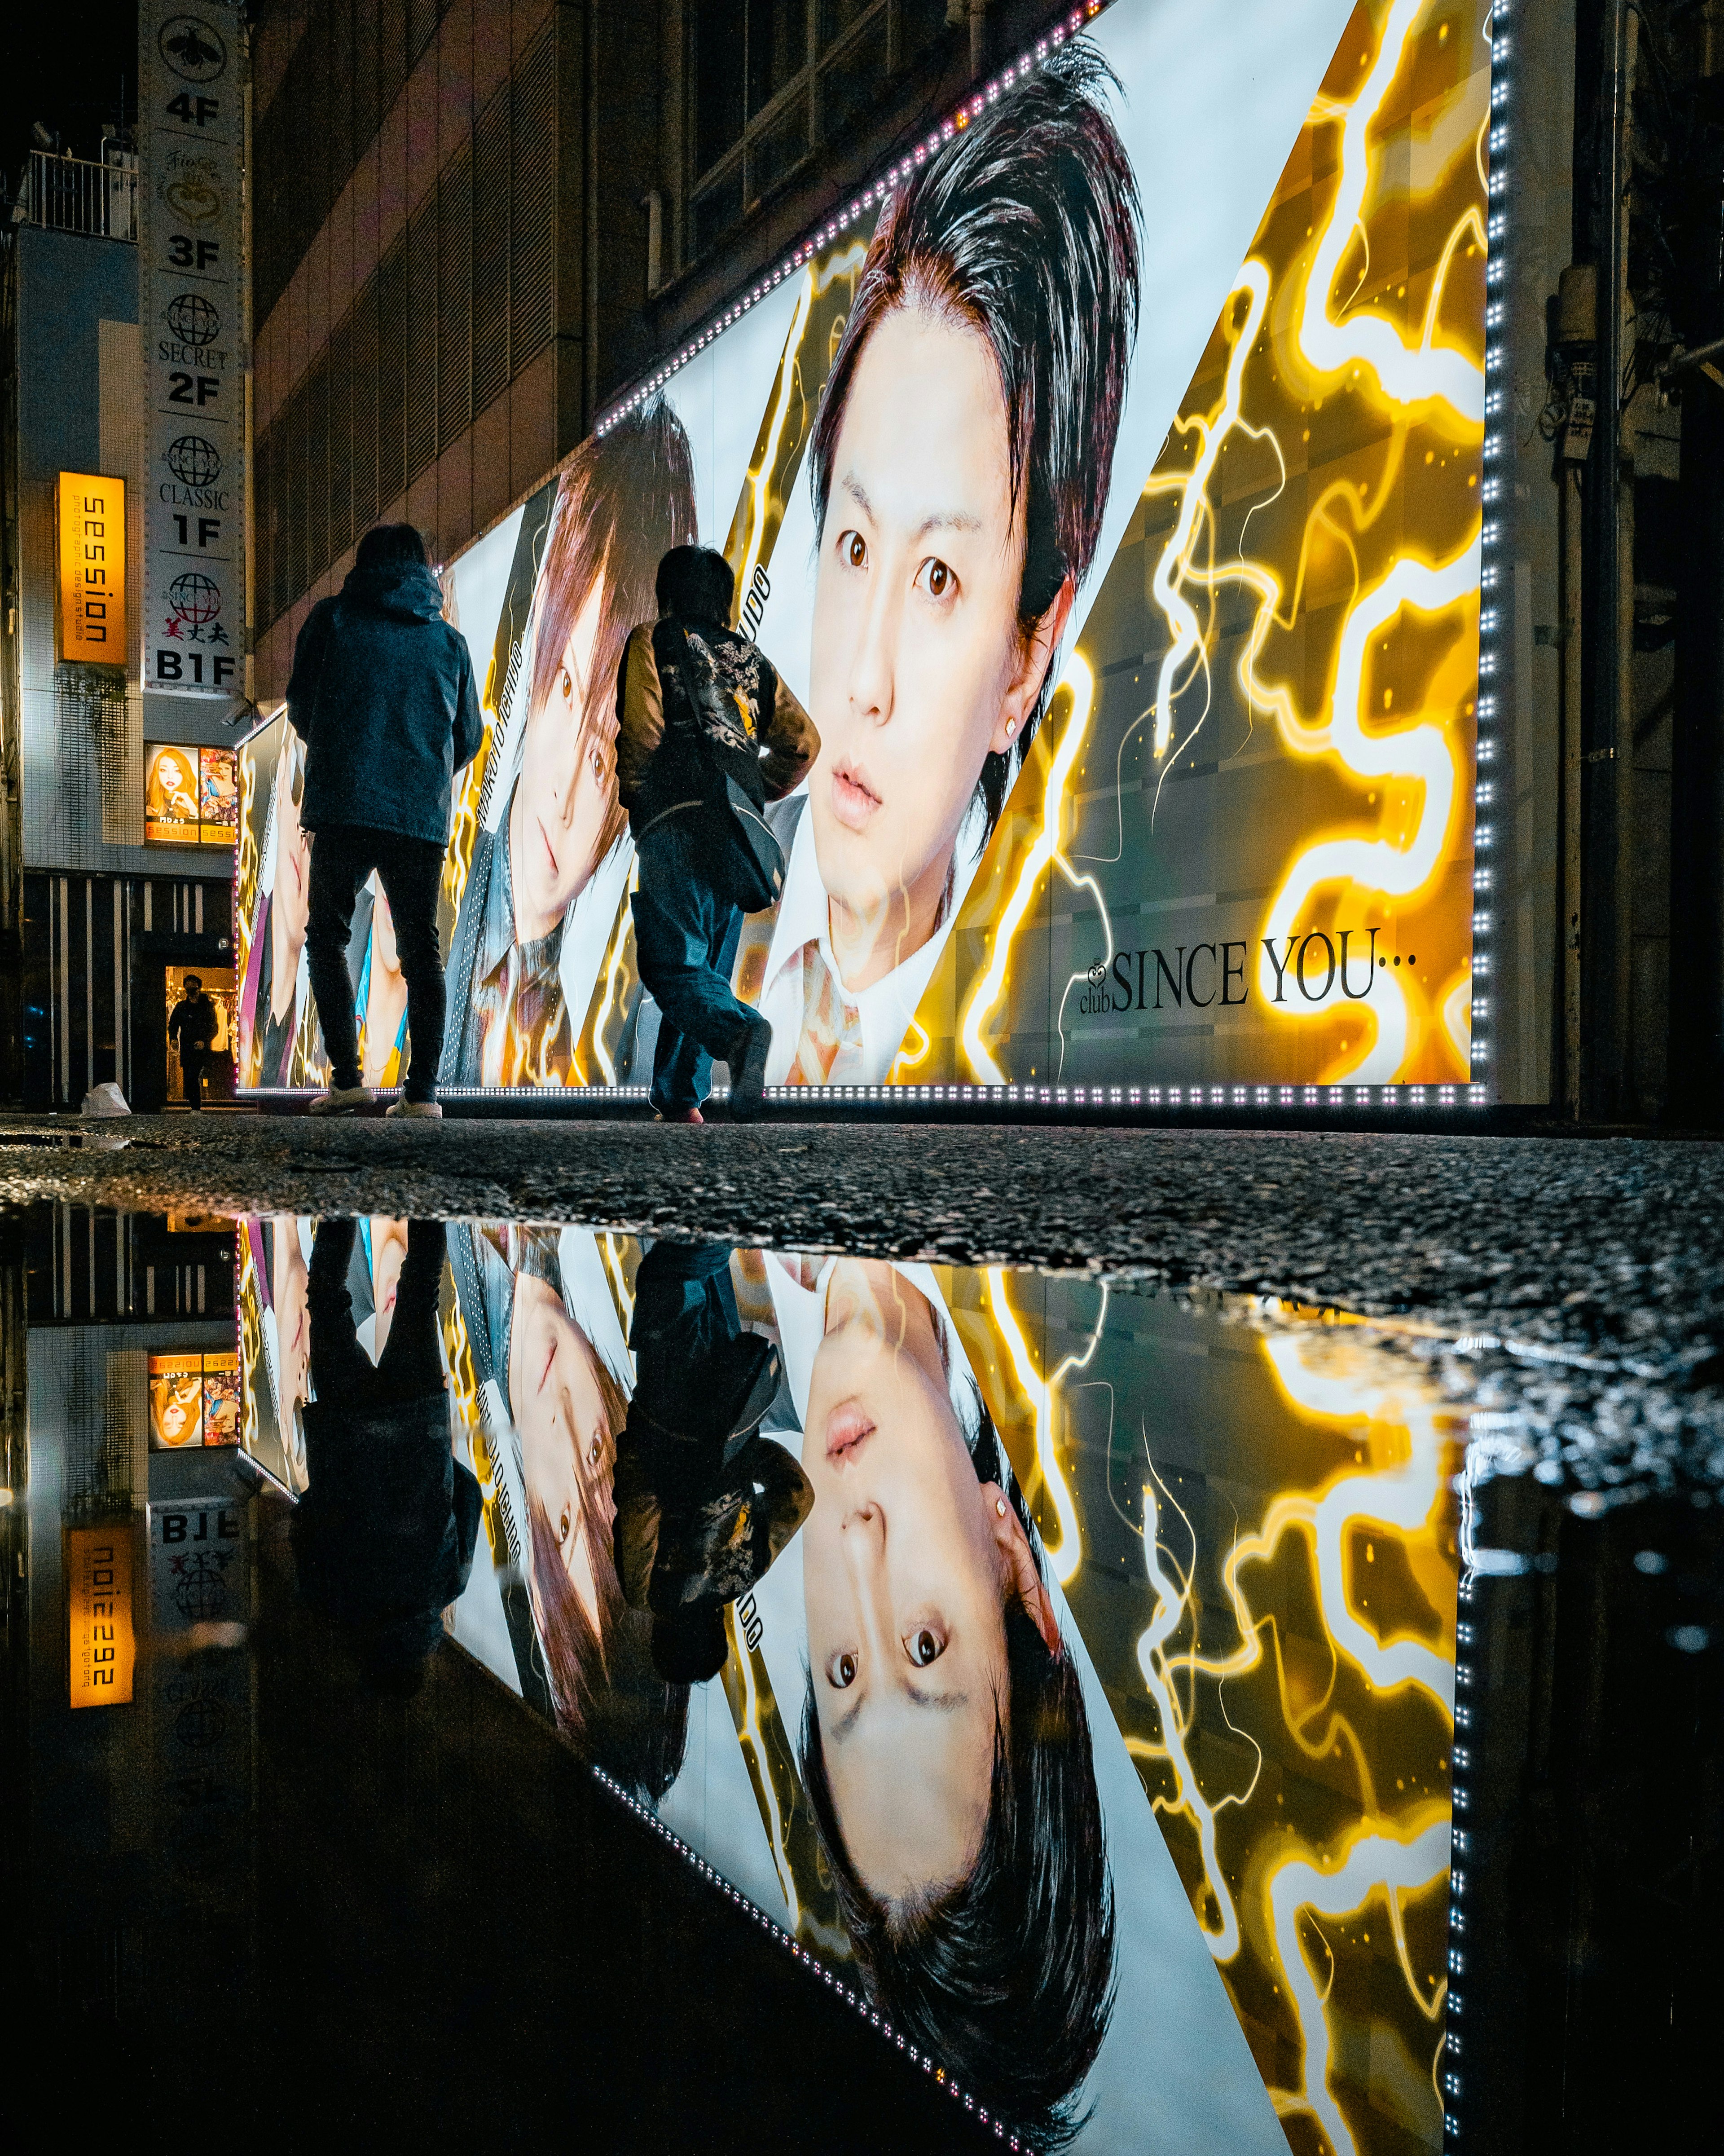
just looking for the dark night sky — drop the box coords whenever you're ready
[1,1,138,196]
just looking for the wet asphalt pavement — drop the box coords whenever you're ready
[3,1110,1722,1501]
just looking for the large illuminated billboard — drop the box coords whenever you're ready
[238,0,1491,1097]
[237,1215,1462,2152]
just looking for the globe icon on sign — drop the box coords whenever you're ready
[174,1695,229,1748]
[167,291,220,347]
[167,434,221,487]
[169,571,221,626]
[172,1552,230,1622]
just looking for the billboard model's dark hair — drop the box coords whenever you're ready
[809,39,1141,840]
[800,1410,1116,2151]
[528,398,698,860]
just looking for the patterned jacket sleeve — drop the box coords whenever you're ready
[760,667,819,802]
[615,623,664,812]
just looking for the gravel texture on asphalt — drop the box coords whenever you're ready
[3,1112,1722,1502]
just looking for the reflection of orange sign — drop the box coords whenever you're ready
[57,472,127,663]
[68,1526,136,1707]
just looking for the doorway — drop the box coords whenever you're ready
[165,965,237,1110]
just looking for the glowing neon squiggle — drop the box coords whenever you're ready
[983,1267,1104,1585]
[1136,1468,1247,1961]
[1150,264,1273,756]
[1255,537,1478,1080]
[1266,1815,1451,2156]
[960,654,1097,1083]
[1300,0,1484,423]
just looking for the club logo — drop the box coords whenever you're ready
[166,434,221,487]
[166,291,220,347]
[159,15,228,83]
[163,160,224,223]
[1086,961,1108,986]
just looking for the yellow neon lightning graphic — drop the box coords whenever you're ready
[982,1267,1107,1586]
[1267,1814,1451,2156]
[1300,0,1484,425]
[959,655,1119,1083]
[732,273,815,615]
[1256,538,1480,1080]
[950,0,1487,1091]
[1149,263,1275,758]
[588,861,639,1086]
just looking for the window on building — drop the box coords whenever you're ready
[689,0,950,262]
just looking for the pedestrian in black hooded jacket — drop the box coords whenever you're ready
[286,522,483,1118]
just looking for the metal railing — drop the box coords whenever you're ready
[25,151,138,242]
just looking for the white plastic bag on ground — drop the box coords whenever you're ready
[80,1082,131,1118]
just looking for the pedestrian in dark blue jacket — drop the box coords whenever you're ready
[286,522,482,1116]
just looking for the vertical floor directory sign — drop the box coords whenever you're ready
[140,2,246,700]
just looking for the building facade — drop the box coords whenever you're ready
[0,163,240,1111]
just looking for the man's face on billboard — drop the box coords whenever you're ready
[510,1268,616,1630]
[808,307,1060,992]
[802,1257,1025,1900]
[273,739,311,948]
[512,579,616,943]
[271,1215,310,1428]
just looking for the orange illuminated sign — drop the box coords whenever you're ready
[57,471,128,663]
[67,1525,136,1708]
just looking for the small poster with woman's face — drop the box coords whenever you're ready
[149,1353,204,1448]
[145,745,201,844]
[198,746,239,842]
[201,1352,240,1445]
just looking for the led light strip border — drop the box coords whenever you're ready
[1474,0,1513,1105]
[589,1764,1032,2149]
[243,1081,1489,1110]
[594,3,1114,439]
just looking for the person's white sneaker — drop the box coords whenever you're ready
[386,1097,443,1119]
[308,1085,369,1115]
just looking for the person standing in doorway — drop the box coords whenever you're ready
[286,523,483,1117]
[168,974,218,1111]
[616,546,818,1122]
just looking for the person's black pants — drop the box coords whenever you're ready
[631,819,757,1114]
[306,824,445,1100]
[308,1217,446,1406]
[180,1048,206,1110]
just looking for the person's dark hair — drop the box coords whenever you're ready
[355,521,430,570]
[528,399,697,864]
[809,40,1141,842]
[515,1254,690,1803]
[656,543,735,624]
[185,975,202,990]
[528,1489,691,1801]
[800,1406,1115,2151]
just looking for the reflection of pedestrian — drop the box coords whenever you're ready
[616,546,818,1121]
[292,1216,480,1693]
[168,973,218,1110]
[614,1239,810,1680]
[286,523,483,1118]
